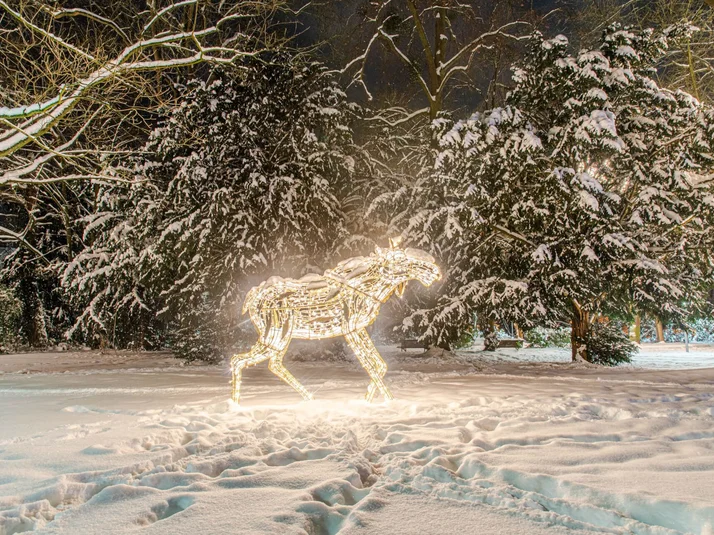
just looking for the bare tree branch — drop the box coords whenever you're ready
[0,17,264,158]
[0,225,50,264]
[0,0,95,60]
[1,174,139,186]
[42,6,131,43]
[342,1,530,120]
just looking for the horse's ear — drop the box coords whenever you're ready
[389,237,402,249]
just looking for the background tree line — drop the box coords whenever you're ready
[1,0,713,364]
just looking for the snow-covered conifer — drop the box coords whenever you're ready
[399,26,714,360]
[64,58,355,360]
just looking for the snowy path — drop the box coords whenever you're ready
[1,348,713,534]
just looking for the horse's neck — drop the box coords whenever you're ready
[343,268,396,302]
[327,258,400,302]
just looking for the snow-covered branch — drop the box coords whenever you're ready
[0,108,102,184]
[341,1,530,120]
[437,22,530,95]
[0,3,268,159]
[42,6,131,43]
[0,1,95,60]
[0,225,49,263]
[143,0,198,34]
[362,107,430,127]
[0,93,67,120]
[1,174,138,186]
[342,31,382,101]
[377,28,433,100]
[405,0,437,85]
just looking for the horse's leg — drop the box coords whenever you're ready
[344,328,394,402]
[364,350,389,403]
[264,311,312,401]
[230,342,272,403]
[268,351,313,401]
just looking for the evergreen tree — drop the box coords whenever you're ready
[396,26,714,361]
[64,58,356,361]
[1,186,85,348]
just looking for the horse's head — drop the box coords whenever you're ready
[374,242,441,298]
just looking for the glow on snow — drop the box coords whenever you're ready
[230,240,441,403]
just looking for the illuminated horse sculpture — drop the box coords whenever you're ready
[230,243,440,403]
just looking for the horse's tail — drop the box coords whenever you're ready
[242,286,259,315]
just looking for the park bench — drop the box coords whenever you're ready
[496,338,524,349]
[399,339,429,352]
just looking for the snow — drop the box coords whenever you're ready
[1,345,713,534]
[462,342,714,370]
[404,248,435,263]
[578,189,600,210]
[0,95,64,120]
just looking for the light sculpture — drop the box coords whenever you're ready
[230,240,441,403]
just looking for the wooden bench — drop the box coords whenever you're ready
[399,339,429,352]
[496,338,524,349]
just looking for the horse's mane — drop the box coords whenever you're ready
[243,248,432,314]
[328,254,380,281]
[248,254,380,296]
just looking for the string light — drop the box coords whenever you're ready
[230,239,441,403]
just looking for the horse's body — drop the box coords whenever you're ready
[230,246,440,403]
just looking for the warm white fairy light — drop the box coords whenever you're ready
[230,240,441,403]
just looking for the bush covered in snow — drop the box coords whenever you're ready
[286,339,352,363]
[583,321,638,366]
[524,327,571,348]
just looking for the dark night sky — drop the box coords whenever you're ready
[290,0,578,113]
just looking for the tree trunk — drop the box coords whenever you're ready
[18,276,48,347]
[436,340,451,351]
[431,5,446,121]
[484,331,499,351]
[16,184,48,348]
[514,322,523,339]
[634,315,641,344]
[655,317,665,343]
[482,318,498,351]
[571,305,589,362]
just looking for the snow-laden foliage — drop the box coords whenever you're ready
[524,326,572,348]
[0,283,22,350]
[396,26,714,356]
[583,321,637,366]
[641,316,714,343]
[63,59,356,360]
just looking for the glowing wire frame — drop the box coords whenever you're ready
[230,241,441,403]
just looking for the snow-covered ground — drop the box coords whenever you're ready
[462,341,714,370]
[1,345,713,534]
